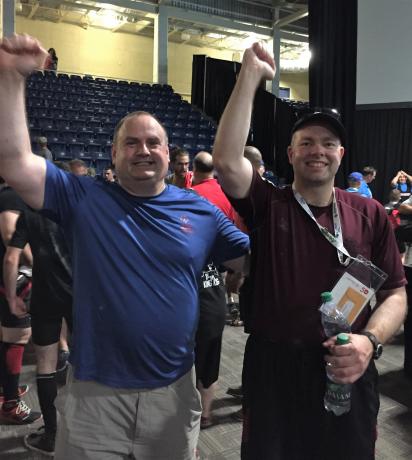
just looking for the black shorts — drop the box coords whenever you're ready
[241,335,379,460]
[195,280,226,388]
[0,294,31,328]
[30,298,72,347]
[195,334,223,389]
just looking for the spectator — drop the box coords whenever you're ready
[243,146,265,177]
[346,171,364,195]
[4,202,73,456]
[35,136,53,162]
[191,151,244,429]
[0,183,41,424]
[384,189,402,215]
[358,166,377,198]
[68,159,88,176]
[44,48,58,71]
[166,146,193,188]
[0,35,249,460]
[213,41,406,460]
[103,166,116,182]
[390,170,412,201]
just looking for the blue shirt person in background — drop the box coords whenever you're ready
[358,165,377,198]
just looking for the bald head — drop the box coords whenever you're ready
[192,151,214,184]
[244,146,265,176]
[193,151,213,173]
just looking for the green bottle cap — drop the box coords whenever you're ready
[321,291,332,302]
[336,333,350,345]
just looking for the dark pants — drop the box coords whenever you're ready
[241,335,379,460]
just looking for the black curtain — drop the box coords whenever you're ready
[308,0,358,187]
[251,87,276,170]
[355,107,412,203]
[191,55,206,110]
[191,56,240,124]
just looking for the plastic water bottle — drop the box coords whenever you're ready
[319,291,350,337]
[324,333,352,416]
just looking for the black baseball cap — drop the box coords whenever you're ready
[291,109,346,146]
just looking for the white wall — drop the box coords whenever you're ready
[357,0,412,104]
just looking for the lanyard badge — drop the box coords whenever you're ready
[293,187,352,266]
[293,187,387,325]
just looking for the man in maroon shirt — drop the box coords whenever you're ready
[213,43,407,460]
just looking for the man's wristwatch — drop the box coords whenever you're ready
[360,331,383,360]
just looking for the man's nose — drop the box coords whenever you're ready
[138,143,150,155]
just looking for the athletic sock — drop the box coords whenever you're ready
[37,372,57,435]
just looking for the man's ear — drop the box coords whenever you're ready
[111,144,116,165]
[287,145,294,165]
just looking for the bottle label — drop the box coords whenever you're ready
[325,383,351,403]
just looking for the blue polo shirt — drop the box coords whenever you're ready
[44,163,249,388]
[358,180,372,198]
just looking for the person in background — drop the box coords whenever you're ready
[390,170,412,201]
[166,147,193,188]
[346,172,365,196]
[384,189,402,215]
[243,146,265,177]
[103,166,116,182]
[68,159,88,177]
[191,151,245,429]
[44,48,58,71]
[358,166,377,198]
[35,137,53,162]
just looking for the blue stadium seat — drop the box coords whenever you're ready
[67,142,85,157]
[52,143,71,160]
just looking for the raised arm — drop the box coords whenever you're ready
[390,171,401,187]
[212,42,276,198]
[0,34,49,209]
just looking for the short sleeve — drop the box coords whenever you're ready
[208,206,249,265]
[9,212,28,250]
[43,161,92,224]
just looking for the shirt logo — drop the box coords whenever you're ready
[180,215,193,234]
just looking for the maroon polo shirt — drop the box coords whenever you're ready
[229,171,406,344]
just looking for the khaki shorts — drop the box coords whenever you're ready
[55,367,202,460]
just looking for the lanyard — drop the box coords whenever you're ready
[292,187,354,266]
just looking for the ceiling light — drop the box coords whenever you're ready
[206,32,226,39]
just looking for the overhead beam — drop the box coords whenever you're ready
[275,8,308,28]
[134,19,151,34]
[280,31,308,43]
[28,2,39,20]
[97,0,157,17]
[162,5,273,37]
[112,20,127,32]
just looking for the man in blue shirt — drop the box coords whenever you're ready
[0,35,249,460]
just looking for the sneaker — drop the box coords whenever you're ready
[0,384,29,404]
[226,385,243,399]
[24,426,55,456]
[0,399,42,424]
